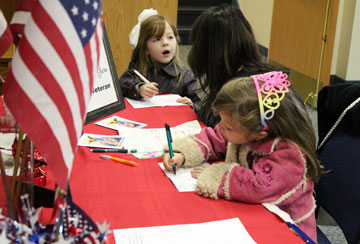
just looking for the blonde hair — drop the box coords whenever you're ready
[212,77,322,182]
[131,15,183,84]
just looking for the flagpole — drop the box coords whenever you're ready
[0,153,16,219]
[29,140,35,211]
[14,135,30,215]
[10,128,24,199]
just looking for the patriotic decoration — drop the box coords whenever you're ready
[0,9,13,56]
[63,198,111,243]
[9,0,38,45]
[3,0,103,189]
[0,195,110,243]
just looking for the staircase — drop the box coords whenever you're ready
[177,0,235,45]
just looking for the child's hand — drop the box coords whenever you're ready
[139,82,159,98]
[176,96,193,108]
[163,152,184,171]
[191,165,209,179]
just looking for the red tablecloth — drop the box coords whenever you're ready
[69,100,304,244]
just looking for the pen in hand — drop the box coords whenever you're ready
[132,69,151,84]
[100,154,137,167]
[129,63,150,84]
[165,123,176,174]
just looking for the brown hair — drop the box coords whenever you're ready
[131,15,183,83]
[212,77,322,182]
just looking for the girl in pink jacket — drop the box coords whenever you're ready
[163,71,322,242]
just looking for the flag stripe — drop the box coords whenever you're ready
[5,70,70,188]
[10,11,31,25]
[18,36,79,150]
[11,50,74,165]
[33,3,86,118]
[0,9,13,57]
[27,7,83,140]
[0,10,7,36]
[4,0,103,189]
[42,0,91,105]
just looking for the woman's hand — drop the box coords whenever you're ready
[176,96,193,108]
[191,165,209,178]
[139,82,159,98]
[163,152,184,171]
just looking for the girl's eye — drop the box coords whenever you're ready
[225,126,233,131]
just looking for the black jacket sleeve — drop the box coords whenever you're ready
[182,69,201,113]
[119,67,145,100]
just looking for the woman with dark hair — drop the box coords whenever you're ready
[188,4,277,127]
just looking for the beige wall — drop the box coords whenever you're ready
[344,0,360,80]
[332,0,355,79]
[238,0,359,81]
[237,0,274,48]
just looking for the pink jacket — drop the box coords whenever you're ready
[170,126,317,242]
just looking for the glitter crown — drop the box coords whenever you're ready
[252,71,291,130]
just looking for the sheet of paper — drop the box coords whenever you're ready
[113,218,257,244]
[118,120,202,158]
[126,94,187,108]
[159,162,209,192]
[121,134,165,153]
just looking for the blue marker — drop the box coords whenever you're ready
[165,123,176,174]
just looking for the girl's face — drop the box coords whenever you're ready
[146,22,177,65]
[218,111,265,145]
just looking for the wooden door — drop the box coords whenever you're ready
[269,0,339,103]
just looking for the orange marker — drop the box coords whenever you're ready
[100,154,137,167]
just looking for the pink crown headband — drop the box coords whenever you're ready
[252,71,291,130]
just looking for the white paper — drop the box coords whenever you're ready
[118,120,202,156]
[158,162,209,192]
[262,203,294,223]
[122,133,164,153]
[126,94,187,108]
[87,38,118,112]
[113,218,257,244]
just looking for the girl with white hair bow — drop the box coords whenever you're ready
[119,9,200,111]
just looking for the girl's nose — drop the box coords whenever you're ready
[162,39,169,46]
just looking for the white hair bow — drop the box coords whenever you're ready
[129,8,159,49]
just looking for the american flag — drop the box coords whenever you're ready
[0,9,13,56]
[3,0,103,189]
[62,198,101,243]
[9,0,38,45]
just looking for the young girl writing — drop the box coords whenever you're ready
[119,9,200,110]
[163,71,321,242]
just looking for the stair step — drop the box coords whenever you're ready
[178,26,192,31]
[177,9,205,26]
[177,0,234,45]
[178,6,207,14]
[178,0,232,7]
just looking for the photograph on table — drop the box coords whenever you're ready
[78,133,125,149]
[95,115,147,130]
